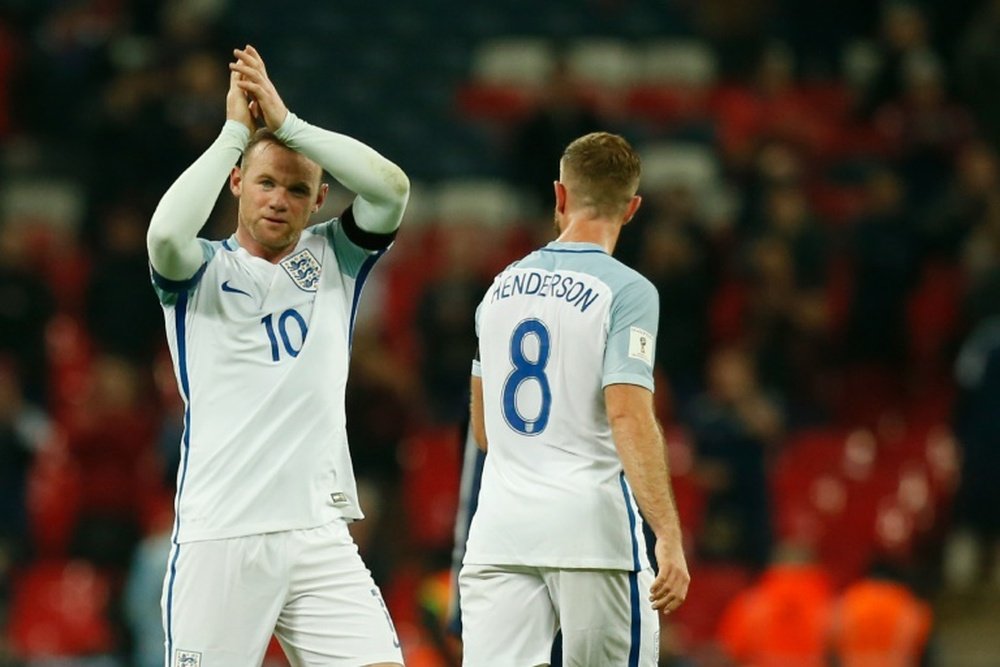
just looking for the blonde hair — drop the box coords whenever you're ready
[560,132,641,217]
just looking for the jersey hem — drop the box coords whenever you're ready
[173,513,361,544]
[462,554,646,572]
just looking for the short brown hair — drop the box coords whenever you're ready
[241,128,287,168]
[560,132,641,217]
[241,128,323,186]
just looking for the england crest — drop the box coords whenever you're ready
[281,248,322,292]
[174,650,202,667]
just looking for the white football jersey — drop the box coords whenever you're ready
[463,240,659,571]
[153,218,383,543]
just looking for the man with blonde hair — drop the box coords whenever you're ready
[460,132,689,665]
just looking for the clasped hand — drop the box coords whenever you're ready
[226,44,288,133]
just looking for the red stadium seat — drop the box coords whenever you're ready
[708,280,746,345]
[7,560,115,657]
[455,83,537,123]
[26,433,81,557]
[907,261,963,376]
[400,427,461,551]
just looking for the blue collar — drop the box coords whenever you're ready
[540,241,607,255]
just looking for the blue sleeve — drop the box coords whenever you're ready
[150,239,217,306]
[602,278,658,391]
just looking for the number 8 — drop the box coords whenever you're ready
[502,318,552,435]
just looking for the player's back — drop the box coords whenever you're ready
[465,240,657,570]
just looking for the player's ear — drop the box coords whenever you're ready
[623,195,642,224]
[313,182,329,213]
[229,166,243,197]
[554,181,567,214]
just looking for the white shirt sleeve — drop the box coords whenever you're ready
[275,112,409,235]
[147,120,250,280]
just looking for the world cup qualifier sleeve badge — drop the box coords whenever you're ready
[174,649,202,667]
[280,248,322,292]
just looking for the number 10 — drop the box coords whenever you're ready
[261,308,308,362]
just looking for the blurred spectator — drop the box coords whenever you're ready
[85,198,164,363]
[956,0,1000,155]
[874,51,975,206]
[165,48,229,160]
[946,315,1000,590]
[0,14,17,138]
[415,226,491,424]
[743,180,832,421]
[735,140,807,238]
[857,1,939,119]
[829,560,934,667]
[636,185,715,409]
[685,347,781,568]
[123,496,173,667]
[0,360,52,580]
[0,223,55,404]
[345,334,416,586]
[773,0,865,77]
[159,0,228,50]
[921,141,1000,261]
[88,47,228,234]
[345,332,414,484]
[957,157,1000,328]
[11,1,121,140]
[756,179,829,293]
[90,53,181,218]
[843,165,920,368]
[716,542,834,667]
[507,59,603,213]
[688,0,773,79]
[64,355,159,569]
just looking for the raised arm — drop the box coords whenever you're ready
[605,383,689,614]
[230,45,409,235]
[147,69,252,280]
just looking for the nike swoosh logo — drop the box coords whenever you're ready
[221,280,252,297]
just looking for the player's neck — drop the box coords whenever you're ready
[555,216,620,254]
[235,226,299,264]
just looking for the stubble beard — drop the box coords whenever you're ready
[242,215,297,255]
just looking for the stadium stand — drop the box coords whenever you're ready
[1,1,998,664]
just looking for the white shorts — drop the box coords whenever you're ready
[161,520,402,667]
[459,564,659,666]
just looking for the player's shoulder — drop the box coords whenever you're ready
[613,258,656,294]
[565,247,654,295]
[601,252,649,283]
[203,236,245,266]
[306,217,335,238]
[595,259,657,312]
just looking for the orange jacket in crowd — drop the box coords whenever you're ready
[829,578,932,667]
[717,563,834,667]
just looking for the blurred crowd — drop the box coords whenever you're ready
[1,0,1000,665]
